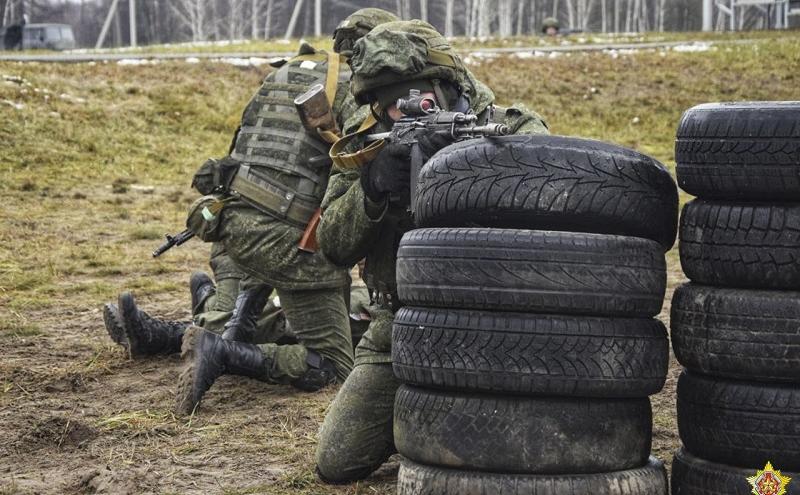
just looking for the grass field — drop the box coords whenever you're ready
[1,31,799,494]
[51,27,797,54]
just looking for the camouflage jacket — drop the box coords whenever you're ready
[317,98,549,303]
[197,45,369,290]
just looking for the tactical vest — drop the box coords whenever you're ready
[229,48,349,229]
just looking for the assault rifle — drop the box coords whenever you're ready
[365,89,509,213]
[152,229,194,258]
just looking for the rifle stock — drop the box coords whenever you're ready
[298,208,322,253]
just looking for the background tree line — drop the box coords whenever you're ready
[0,0,792,48]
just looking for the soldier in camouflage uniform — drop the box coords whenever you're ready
[542,17,561,36]
[100,9,396,362]
[173,9,399,416]
[102,184,289,356]
[314,20,549,482]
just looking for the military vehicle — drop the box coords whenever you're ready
[0,23,75,50]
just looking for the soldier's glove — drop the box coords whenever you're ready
[417,130,457,160]
[360,142,411,204]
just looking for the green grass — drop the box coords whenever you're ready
[2,32,799,494]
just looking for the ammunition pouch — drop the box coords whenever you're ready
[191,156,241,195]
[230,164,324,229]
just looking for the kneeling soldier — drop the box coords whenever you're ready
[314,20,549,482]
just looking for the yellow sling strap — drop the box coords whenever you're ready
[315,51,344,145]
[329,112,383,169]
[324,51,340,108]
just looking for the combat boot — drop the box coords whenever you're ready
[102,303,128,349]
[174,326,271,415]
[190,271,215,315]
[292,350,338,391]
[220,285,270,342]
[119,292,189,358]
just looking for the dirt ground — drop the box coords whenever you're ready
[0,186,685,495]
[4,32,798,494]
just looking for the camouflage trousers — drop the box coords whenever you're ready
[193,244,289,343]
[235,276,354,383]
[315,305,400,482]
[193,244,370,350]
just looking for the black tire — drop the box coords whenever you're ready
[392,307,669,397]
[394,385,652,474]
[398,457,669,495]
[677,371,800,471]
[675,102,800,201]
[672,448,800,495]
[396,228,666,318]
[415,135,679,251]
[679,200,800,290]
[671,283,800,382]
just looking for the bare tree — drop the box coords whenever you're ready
[14,0,735,48]
[170,0,209,41]
[251,0,259,38]
[498,0,513,36]
[575,0,597,30]
[477,0,492,37]
[468,0,479,36]
[228,0,246,40]
[395,0,411,18]
[528,0,538,34]
[210,0,220,39]
[263,0,273,38]
[565,0,574,27]
[625,0,632,31]
[444,0,454,36]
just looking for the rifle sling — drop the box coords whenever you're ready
[329,113,383,169]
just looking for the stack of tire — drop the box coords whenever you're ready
[391,135,679,494]
[671,102,800,494]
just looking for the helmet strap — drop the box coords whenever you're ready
[432,80,450,111]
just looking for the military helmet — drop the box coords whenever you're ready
[542,17,560,32]
[333,8,399,56]
[349,20,470,107]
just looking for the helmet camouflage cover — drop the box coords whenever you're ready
[349,20,479,107]
[542,17,560,31]
[333,8,399,56]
